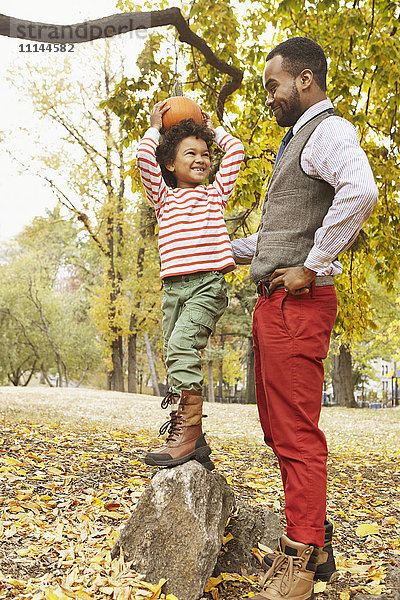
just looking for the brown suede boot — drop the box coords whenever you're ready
[253,535,320,600]
[144,390,214,470]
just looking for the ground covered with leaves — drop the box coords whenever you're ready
[0,387,399,600]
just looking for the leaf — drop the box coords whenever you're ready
[314,581,327,594]
[103,502,121,510]
[48,467,63,475]
[140,578,167,598]
[258,542,274,554]
[4,524,17,538]
[75,591,93,600]
[205,575,223,592]
[222,532,234,545]
[1,456,23,466]
[149,578,167,599]
[101,510,125,519]
[210,589,220,600]
[6,579,26,589]
[356,523,381,537]
[251,547,265,564]
[46,592,62,600]
[90,497,104,507]
[116,588,131,600]
[384,516,398,525]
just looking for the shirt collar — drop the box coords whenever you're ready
[292,99,334,136]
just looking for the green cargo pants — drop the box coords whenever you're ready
[161,270,228,394]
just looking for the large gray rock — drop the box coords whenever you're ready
[215,500,283,575]
[111,461,235,600]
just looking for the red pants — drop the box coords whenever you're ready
[253,283,337,547]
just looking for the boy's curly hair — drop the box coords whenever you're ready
[155,118,215,188]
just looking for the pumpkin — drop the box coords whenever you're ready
[162,96,203,130]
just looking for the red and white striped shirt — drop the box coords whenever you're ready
[231,99,378,276]
[137,126,244,279]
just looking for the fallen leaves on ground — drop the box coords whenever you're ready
[0,397,399,600]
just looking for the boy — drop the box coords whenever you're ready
[137,100,244,470]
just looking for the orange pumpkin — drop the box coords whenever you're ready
[162,96,203,130]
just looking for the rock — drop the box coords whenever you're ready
[215,500,283,575]
[111,461,234,600]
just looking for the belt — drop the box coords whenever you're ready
[257,275,334,298]
[164,271,210,283]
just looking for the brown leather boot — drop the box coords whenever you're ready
[253,535,320,600]
[144,390,214,470]
[263,520,336,582]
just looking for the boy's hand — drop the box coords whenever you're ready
[150,101,170,131]
[201,110,213,130]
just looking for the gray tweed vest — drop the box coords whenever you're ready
[250,110,335,283]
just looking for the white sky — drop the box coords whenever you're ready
[0,0,146,241]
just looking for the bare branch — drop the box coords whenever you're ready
[41,175,108,255]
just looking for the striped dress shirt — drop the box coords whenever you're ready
[231,99,378,276]
[137,126,244,279]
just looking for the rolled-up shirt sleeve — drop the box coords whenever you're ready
[302,116,378,274]
[231,232,258,263]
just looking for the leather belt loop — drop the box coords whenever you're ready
[257,281,271,298]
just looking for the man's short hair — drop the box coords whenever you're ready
[266,37,327,91]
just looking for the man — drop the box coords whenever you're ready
[231,37,378,600]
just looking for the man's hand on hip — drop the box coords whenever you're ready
[269,266,316,295]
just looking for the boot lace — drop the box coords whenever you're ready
[158,411,183,441]
[260,554,304,596]
[161,390,180,409]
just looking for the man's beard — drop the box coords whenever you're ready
[276,82,302,127]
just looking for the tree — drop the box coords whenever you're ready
[0,209,101,385]
[215,274,257,403]
[8,42,163,392]
[330,274,400,405]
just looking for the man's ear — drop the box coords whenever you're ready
[165,162,175,173]
[298,69,313,89]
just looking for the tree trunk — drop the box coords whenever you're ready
[144,333,160,396]
[41,364,53,387]
[331,343,358,408]
[246,336,256,404]
[23,360,37,386]
[218,334,224,402]
[206,338,215,402]
[76,365,88,387]
[56,358,64,387]
[8,367,20,386]
[63,362,69,388]
[127,322,137,394]
[111,336,125,391]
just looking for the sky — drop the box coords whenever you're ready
[0,0,146,242]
